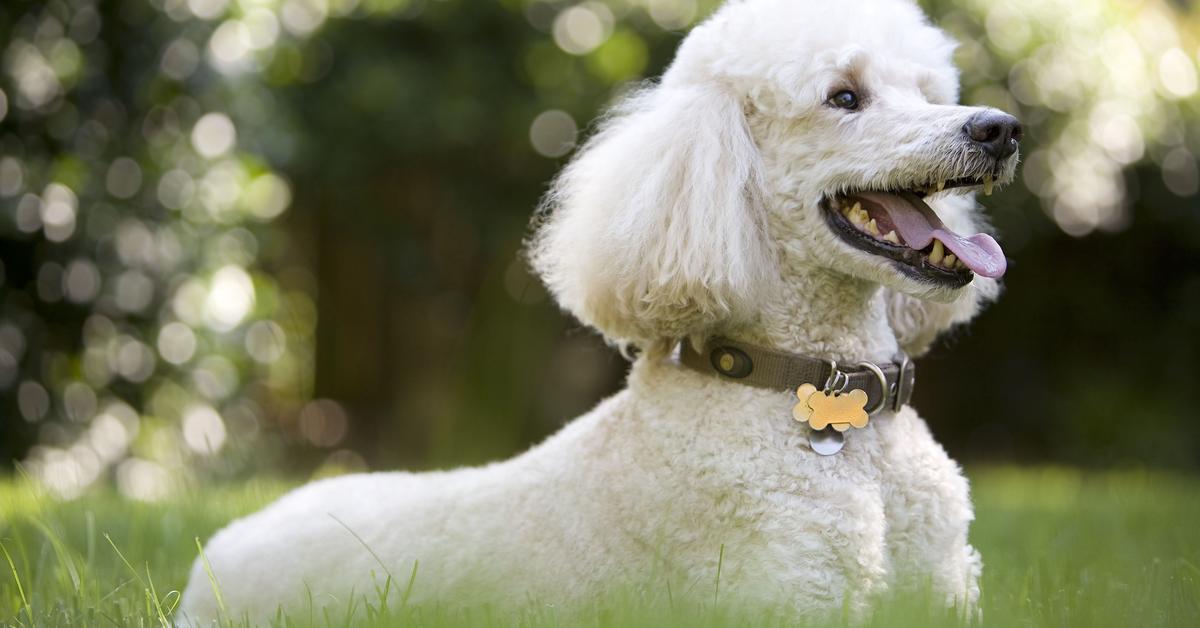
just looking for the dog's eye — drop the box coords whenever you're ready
[828,90,860,110]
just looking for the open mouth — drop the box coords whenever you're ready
[821,175,1008,288]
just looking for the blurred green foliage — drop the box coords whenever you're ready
[0,0,1198,499]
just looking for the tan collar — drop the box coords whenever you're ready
[678,337,915,415]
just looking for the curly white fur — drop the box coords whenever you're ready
[179,0,1017,623]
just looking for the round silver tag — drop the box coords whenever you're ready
[809,427,845,456]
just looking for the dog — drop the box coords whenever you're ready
[179,0,1020,622]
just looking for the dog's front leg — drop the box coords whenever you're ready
[742,475,891,618]
[876,409,981,614]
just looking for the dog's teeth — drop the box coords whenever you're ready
[983,174,993,196]
[937,180,946,192]
[848,203,868,226]
[954,258,967,270]
[943,253,957,268]
[883,230,900,244]
[929,239,944,265]
[866,218,880,236]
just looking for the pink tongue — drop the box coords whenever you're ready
[857,192,1007,278]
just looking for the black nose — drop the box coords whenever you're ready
[963,110,1023,160]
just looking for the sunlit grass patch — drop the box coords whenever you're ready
[0,479,289,627]
[1,468,1197,627]
[970,467,1200,627]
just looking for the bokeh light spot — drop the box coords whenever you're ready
[529,109,578,158]
[161,38,201,81]
[245,320,287,363]
[89,410,133,462]
[157,321,198,365]
[985,5,1032,53]
[158,169,196,210]
[299,399,349,447]
[192,112,237,158]
[115,270,155,313]
[41,183,78,242]
[204,265,256,331]
[192,355,239,400]
[173,279,209,326]
[1090,109,1144,165]
[589,30,649,83]
[9,40,62,109]
[187,0,230,21]
[112,336,156,383]
[242,173,292,220]
[0,349,16,390]
[16,194,43,233]
[208,20,253,74]
[106,157,143,199]
[18,380,50,422]
[244,9,282,50]
[282,0,330,36]
[64,259,101,304]
[63,382,97,423]
[182,404,227,454]
[0,157,23,197]
[648,0,697,31]
[1158,48,1197,98]
[553,3,613,56]
[1162,147,1199,197]
[116,458,171,501]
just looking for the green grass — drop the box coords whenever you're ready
[1,467,1198,626]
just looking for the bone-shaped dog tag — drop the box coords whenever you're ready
[794,383,868,455]
[793,383,820,423]
[794,384,870,431]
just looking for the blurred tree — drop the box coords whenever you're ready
[0,0,318,497]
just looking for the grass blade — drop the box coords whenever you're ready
[1,539,33,623]
[194,536,229,622]
[104,533,171,628]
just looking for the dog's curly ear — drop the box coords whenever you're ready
[885,195,1001,356]
[530,82,774,355]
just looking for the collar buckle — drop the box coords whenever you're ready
[891,353,914,412]
[856,360,889,415]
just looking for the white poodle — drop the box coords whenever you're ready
[180,0,1022,622]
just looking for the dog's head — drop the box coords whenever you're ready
[530,0,1020,354]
